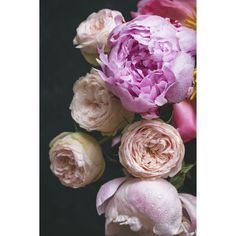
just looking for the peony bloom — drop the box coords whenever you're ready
[172,99,196,143]
[73,9,125,65]
[70,69,134,135]
[96,178,196,236]
[119,120,185,179]
[98,15,196,118]
[132,0,196,30]
[49,132,105,188]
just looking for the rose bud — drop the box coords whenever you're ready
[49,132,105,188]
[172,99,196,143]
[70,69,134,135]
[73,9,125,65]
[96,178,196,236]
[119,120,185,179]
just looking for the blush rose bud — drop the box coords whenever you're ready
[70,69,134,135]
[49,132,105,188]
[119,120,185,179]
[73,9,125,65]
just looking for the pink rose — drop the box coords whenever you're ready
[73,9,124,65]
[119,120,185,179]
[70,69,134,135]
[96,178,196,235]
[49,132,105,188]
[172,99,196,143]
[132,0,196,23]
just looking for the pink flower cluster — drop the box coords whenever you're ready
[49,1,197,235]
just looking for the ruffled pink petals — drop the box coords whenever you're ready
[98,15,196,117]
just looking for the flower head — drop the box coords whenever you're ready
[70,69,134,135]
[96,178,196,235]
[73,9,124,65]
[98,15,196,118]
[119,120,185,179]
[49,132,105,188]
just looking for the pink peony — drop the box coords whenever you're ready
[98,15,196,118]
[119,120,185,179]
[131,0,196,22]
[172,99,196,143]
[96,178,196,235]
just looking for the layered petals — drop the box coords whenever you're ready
[70,69,134,135]
[49,132,105,188]
[98,15,196,118]
[119,120,185,179]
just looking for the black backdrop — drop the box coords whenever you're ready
[40,1,196,235]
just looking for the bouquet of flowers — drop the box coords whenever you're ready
[48,1,196,235]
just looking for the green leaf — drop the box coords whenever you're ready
[170,173,185,189]
[181,163,195,174]
[169,162,195,189]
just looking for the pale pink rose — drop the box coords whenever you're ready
[172,99,196,143]
[49,132,105,188]
[119,120,185,179]
[70,69,134,135]
[96,178,196,236]
[73,9,124,64]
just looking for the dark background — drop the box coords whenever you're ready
[40,1,196,235]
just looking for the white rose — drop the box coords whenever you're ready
[70,69,134,135]
[49,132,105,188]
[73,9,124,65]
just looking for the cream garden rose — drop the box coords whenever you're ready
[49,132,105,188]
[70,69,134,135]
[119,120,185,179]
[73,9,124,65]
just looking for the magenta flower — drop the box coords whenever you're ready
[96,178,196,235]
[98,15,196,118]
[172,99,196,143]
[131,0,196,22]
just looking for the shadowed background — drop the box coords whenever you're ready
[40,0,196,235]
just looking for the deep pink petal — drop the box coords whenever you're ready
[172,99,196,142]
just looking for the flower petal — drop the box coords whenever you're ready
[96,177,127,215]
